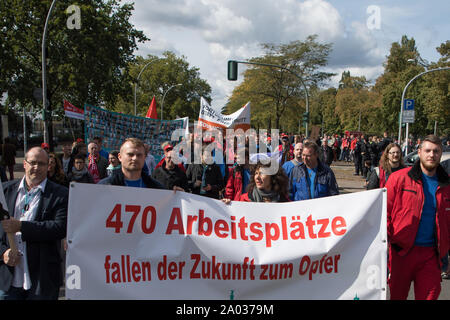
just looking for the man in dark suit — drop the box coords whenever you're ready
[0,146,68,300]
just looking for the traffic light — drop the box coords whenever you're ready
[302,112,309,125]
[227,60,238,81]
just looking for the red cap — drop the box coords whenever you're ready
[203,136,215,143]
[41,143,50,149]
[163,144,173,152]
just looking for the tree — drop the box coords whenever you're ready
[116,52,212,120]
[436,41,450,62]
[311,87,340,134]
[420,41,450,135]
[334,71,382,133]
[0,0,148,145]
[374,36,450,137]
[338,71,369,90]
[374,35,423,135]
[225,35,334,131]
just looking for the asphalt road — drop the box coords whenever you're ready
[331,161,450,300]
[10,156,450,300]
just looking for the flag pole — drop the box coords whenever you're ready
[68,118,75,141]
[64,99,76,141]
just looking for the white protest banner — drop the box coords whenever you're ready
[66,185,386,300]
[64,100,84,120]
[197,97,250,131]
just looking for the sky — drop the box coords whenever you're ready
[127,0,450,111]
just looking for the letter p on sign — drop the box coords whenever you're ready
[404,99,414,110]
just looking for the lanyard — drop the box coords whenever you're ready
[21,188,40,216]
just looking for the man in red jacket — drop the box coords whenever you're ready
[386,135,450,300]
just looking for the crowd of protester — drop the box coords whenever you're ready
[0,129,449,300]
[31,131,449,206]
[31,134,342,202]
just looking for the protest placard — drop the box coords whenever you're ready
[197,97,250,132]
[64,100,84,120]
[84,104,184,162]
[66,184,386,300]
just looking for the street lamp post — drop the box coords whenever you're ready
[161,84,182,121]
[408,57,440,137]
[227,60,310,137]
[42,0,57,145]
[404,58,428,154]
[398,66,450,153]
[134,59,156,116]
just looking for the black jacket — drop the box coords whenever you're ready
[366,165,405,190]
[67,171,94,184]
[361,140,371,161]
[0,179,68,298]
[319,145,333,166]
[152,162,189,191]
[369,142,379,162]
[98,169,164,189]
[186,163,224,199]
[378,137,392,156]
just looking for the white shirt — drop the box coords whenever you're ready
[12,177,47,290]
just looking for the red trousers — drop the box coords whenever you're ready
[389,246,441,300]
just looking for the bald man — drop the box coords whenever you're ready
[0,147,68,300]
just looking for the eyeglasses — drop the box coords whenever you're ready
[25,159,48,167]
[388,151,401,155]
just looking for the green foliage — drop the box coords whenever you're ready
[225,35,334,132]
[373,35,449,137]
[119,52,211,119]
[339,71,369,90]
[226,35,449,137]
[1,4,448,141]
[0,0,148,116]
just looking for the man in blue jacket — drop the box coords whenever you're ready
[282,142,303,178]
[290,141,339,201]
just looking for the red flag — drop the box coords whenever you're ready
[145,96,158,119]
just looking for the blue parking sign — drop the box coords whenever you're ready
[404,99,414,110]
